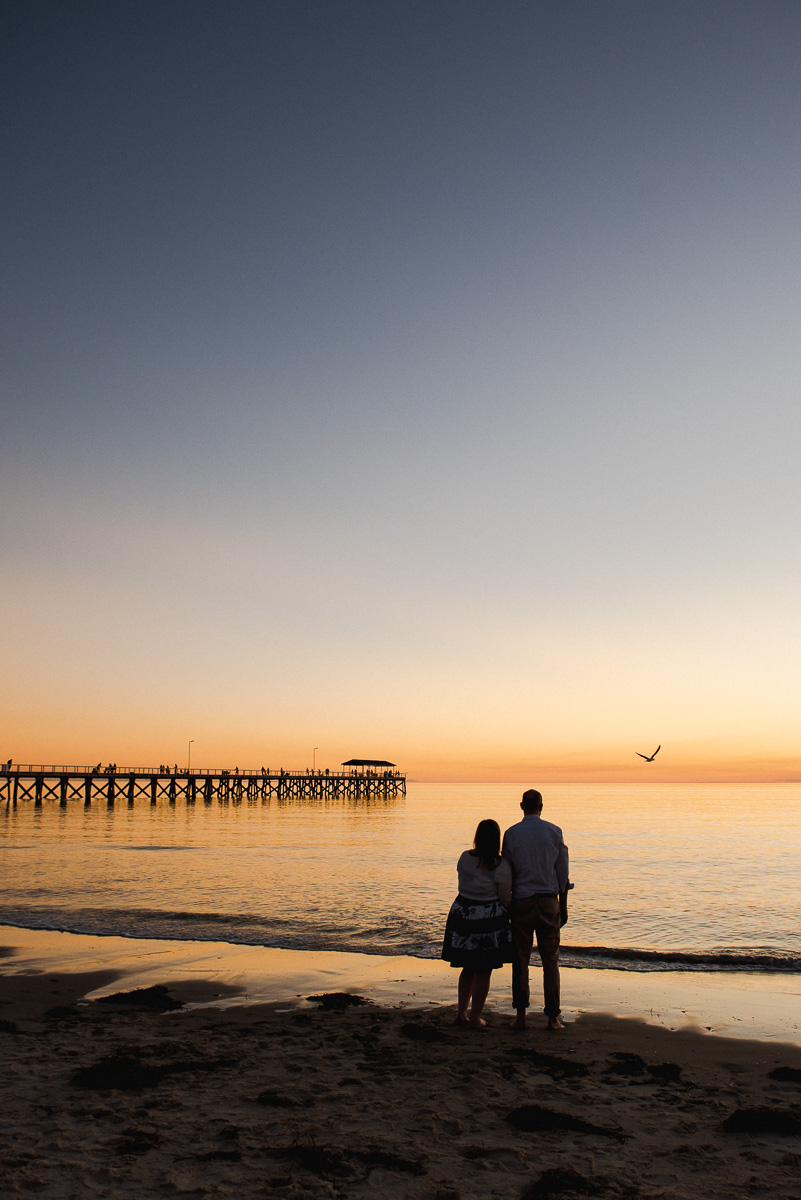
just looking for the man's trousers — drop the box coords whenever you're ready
[510,894,561,1017]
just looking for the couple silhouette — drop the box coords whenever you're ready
[441,789,570,1031]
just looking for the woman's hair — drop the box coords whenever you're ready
[473,818,501,870]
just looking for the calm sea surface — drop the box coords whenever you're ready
[2,783,800,973]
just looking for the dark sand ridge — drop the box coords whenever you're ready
[3,963,801,1200]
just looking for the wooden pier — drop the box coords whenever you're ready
[1,765,406,807]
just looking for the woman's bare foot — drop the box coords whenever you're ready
[454,1012,470,1025]
[469,1016,487,1029]
[547,1016,566,1031]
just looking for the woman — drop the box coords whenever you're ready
[441,819,513,1028]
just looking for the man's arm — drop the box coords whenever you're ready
[556,837,570,926]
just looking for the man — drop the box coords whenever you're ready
[502,789,570,1031]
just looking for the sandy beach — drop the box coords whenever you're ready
[3,928,801,1199]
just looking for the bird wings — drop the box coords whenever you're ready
[636,744,661,762]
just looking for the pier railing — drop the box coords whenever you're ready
[1,765,406,806]
[3,765,401,778]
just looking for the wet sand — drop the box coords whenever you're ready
[2,924,800,1043]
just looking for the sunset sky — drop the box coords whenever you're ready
[2,1,800,782]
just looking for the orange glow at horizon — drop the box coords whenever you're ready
[4,699,799,785]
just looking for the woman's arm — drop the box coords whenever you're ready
[496,858,513,908]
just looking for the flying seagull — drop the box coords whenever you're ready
[635,745,661,762]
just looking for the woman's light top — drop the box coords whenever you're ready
[456,850,513,906]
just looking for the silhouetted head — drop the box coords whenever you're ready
[520,789,543,815]
[473,818,501,869]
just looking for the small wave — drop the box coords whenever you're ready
[2,909,799,975]
[122,846,198,852]
[159,909,297,928]
[564,945,801,973]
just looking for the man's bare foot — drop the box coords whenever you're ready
[511,1015,527,1031]
[547,1016,566,1031]
[454,1013,470,1025]
[469,1016,487,1029]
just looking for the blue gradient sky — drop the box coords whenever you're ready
[3,1,800,779]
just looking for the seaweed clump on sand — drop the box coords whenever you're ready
[93,985,183,1012]
[254,1089,309,1108]
[604,1052,683,1084]
[770,1066,801,1083]
[521,1167,601,1198]
[71,1052,237,1091]
[506,1104,624,1139]
[511,1048,589,1078]
[267,1144,424,1180]
[307,992,369,1010]
[722,1107,801,1136]
[400,1021,451,1043]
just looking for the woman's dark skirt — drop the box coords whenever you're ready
[441,894,514,972]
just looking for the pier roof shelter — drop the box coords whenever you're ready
[341,758,396,768]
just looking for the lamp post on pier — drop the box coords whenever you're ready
[313,746,318,770]
[188,740,194,772]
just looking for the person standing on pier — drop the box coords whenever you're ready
[502,789,570,1032]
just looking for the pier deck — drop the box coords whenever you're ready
[1,766,406,806]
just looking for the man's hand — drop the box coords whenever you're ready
[559,893,568,927]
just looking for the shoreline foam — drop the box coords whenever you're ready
[4,911,801,975]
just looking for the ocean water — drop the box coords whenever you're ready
[2,782,800,974]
